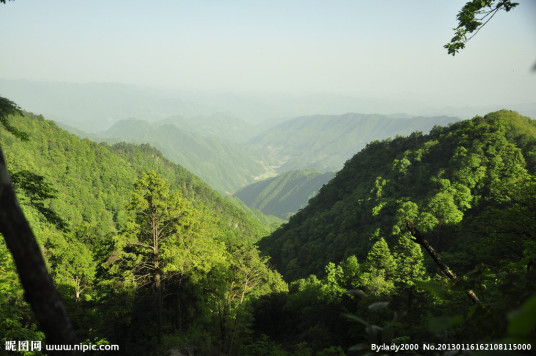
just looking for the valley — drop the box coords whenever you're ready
[1,1,535,352]
[2,95,536,355]
[72,109,461,218]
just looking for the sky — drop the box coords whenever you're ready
[0,0,535,110]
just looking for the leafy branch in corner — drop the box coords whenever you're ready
[445,0,518,55]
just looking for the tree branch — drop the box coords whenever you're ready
[0,146,78,352]
[406,221,483,306]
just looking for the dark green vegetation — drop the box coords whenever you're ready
[234,169,336,219]
[0,109,287,355]
[256,110,536,352]
[2,107,535,355]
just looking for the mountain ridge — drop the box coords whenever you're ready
[94,118,274,195]
[247,112,461,172]
[258,110,536,280]
[0,111,280,243]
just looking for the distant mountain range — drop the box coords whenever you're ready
[8,79,535,219]
[246,113,459,172]
[3,79,534,132]
[93,118,274,195]
[84,112,461,220]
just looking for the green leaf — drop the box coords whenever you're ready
[342,313,368,326]
[368,301,390,312]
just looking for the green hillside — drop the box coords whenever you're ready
[3,107,536,354]
[0,113,278,244]
[259,110,536,280]
[0,107,287,354]
[95,118,274,195]
[249,110,536,352]
[248,113,459,172]
[234,169,335,219]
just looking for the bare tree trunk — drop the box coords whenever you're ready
[156,270,162,345]
[406,221,482,305]
[0,147,78,353]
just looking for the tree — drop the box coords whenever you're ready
[113,170,197,344]
[47,233,96,302]
[211,242,286,354]
[363,237,397,296]
[445,0,519,55]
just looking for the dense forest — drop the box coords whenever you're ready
[0,107,285,355]
[1,0,534,354]
[257,110,536,352]
[1,103,535,355]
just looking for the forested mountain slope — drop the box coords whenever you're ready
[234,169,335,219]
[3,108,535,354]
[0,113,278,244]
[95,118,274,195]
[1,108,286,354]
[248,113,459,172]
[258,110,536,281]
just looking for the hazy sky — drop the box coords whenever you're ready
[1,0,535,108]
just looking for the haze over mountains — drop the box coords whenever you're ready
[94,118,273,195]
[89,112,460,208]
[3,78,535,132]
[3,78,536,218]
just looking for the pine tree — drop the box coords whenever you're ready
[116,170,197,345]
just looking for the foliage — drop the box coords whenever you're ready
[256,110,536,352]
[11,170,67,231]
[0,109,286,354]
[0,97,27,140]
[445,0,519,55]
